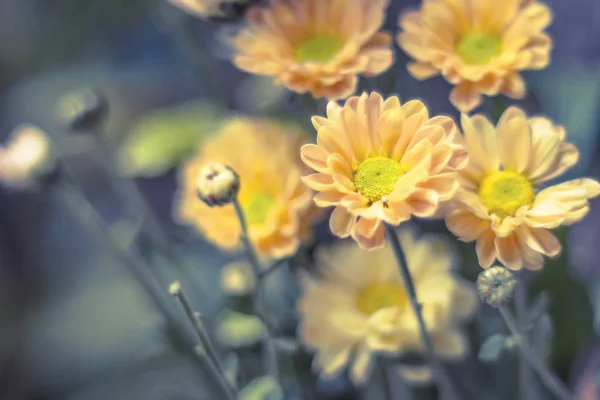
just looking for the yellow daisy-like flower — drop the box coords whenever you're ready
[397,0,552,113]
[298,229,477,384]
[231,0,395,100]
[175,118,320,258]
[446,107,600,270]
[300,92,468,250]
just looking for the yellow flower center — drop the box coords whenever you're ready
[353,157,403,203]
[296,34,344,63]
[456,32,502,64]
[478,170,535,218]
[356,283,407,315]
[243,190,275,225]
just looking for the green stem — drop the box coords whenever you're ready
[498,306,573,400]
[515,281,536,400]
[384,224,459,400]
[170,282,237,399]
[232,198,281,383]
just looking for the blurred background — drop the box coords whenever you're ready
[2,0,600,399]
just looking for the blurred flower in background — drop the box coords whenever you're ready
[446,107,600,270]
[230,0,394,99]
[301,92,467,249]
[397,0,552,112]
[298,228,477,385]
[0,124,55,189]
[175,117,321,258]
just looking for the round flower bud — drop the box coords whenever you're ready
[196,162,239,207]
[220,261,256,296]
[56,87,108,132]
[476,265,517,308]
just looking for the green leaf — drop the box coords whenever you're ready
[238,376,283,400]
[526,292,550,327]
[223,353,240,388]
[478,334,515,363]
[531,312,553,361]
[118,101,221,177]
[214,310,265,348]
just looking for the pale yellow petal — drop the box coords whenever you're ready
[497,113,531,173]
[476,229,497,268]
[329,206,356,238]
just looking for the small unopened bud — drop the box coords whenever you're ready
[168,0,256,22]
[56,88,108,132]
[168,280,182,295]
[0,125,56,188]
[221,261,256,296]
[476,266,517,308]
[197,162,239,207]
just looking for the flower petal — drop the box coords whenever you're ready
[329,206,356,238]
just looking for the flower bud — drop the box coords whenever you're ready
[0,125,56,188]
[168,0,257,22]
[476,265,517,308]
[56,88,108,132]
[196,162,239,206]
[220,261,256,296]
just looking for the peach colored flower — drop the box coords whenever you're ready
[446,107,600,270]
[397,0,553,113]
[231,0,394,100]
[175,118,320,259]
[300,92,468,250]
[298,228,477,384]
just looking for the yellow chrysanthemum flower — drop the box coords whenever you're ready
[446,107,600,270]
[298,229,477,384]
[397,0,552,113]
[175,118,320,258]
[231,0,395,100]
[300,92,468,250]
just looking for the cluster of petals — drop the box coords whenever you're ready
[398,0,553,112]
[300,92,468,249]
[298,229,477,384]
[175,118,320,259]
[446,107,600,270]
[231,0,394,100]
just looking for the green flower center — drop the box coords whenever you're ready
[356,283,407,315]
[478,170,535,218]
[296,34,344,63]
[243,191,275,225]
[456,32,502,65]
[353,157,403,203]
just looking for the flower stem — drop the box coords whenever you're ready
[232,197,281,383]
[515,280,536,400]
[384,224,459,400]
[498,306,573,400]
[170,281,237,399]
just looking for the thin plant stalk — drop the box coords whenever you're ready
[56,177,221,390]
[498,306,573,400]
[384,224,459,400]
[170,281,237,399]
[515,280,536,400]
[232,197,281,382]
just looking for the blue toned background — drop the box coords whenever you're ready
[1,0,600,399]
